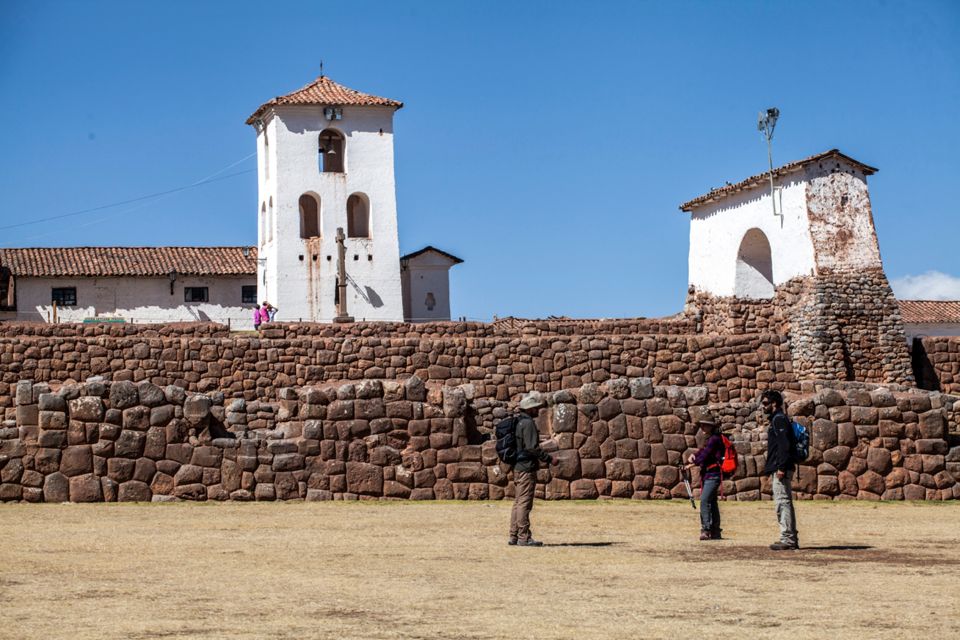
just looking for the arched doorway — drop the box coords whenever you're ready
[734,228,774,298]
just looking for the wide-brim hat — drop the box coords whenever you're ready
[696,417,718,428]
[519,392,546,411]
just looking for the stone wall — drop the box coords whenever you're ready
[0,330,796,414]
[2,377,956,503]
[914,337,960,395]
[689,271,913,386]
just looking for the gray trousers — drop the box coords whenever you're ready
[510,471,536,542]
[700,476,721,534]
[771,473,798,545]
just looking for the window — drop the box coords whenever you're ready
[318,129,344,173]
[347,193,369,238]
[51,287,77,307]
[184,287,209,303]
[263,131,270,180]
[268,197,274,242]
[242,285,257,304]
[260,202,266,245]
[299,193,321,238]
[0,268,13,310]
[734,228,775,299]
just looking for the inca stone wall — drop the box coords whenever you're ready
[688,271,913,386]
[2,377,956,503]
[0,325,795,413]
[914,337,960,395]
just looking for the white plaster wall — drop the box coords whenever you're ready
[688,175,816,297]
[401,253,456,322]
[0,276,258,328]
[904,323,960,343]
[255,105,403,322]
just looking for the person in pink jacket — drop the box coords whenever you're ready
[253,304,262,331]
[259,302,271,326]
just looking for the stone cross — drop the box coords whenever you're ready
[334,227,353,323]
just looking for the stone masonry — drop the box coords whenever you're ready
[2,377,957,503]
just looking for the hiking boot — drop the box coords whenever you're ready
[516,539,544,547]
[710,530,723,540]
[699,531,713,540]
[508,538,518,546]
[769,541,799,551]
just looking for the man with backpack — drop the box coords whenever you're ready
[685,416,728,540]
[497,392,556,547]
[761,390,800,550]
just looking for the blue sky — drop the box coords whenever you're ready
[1,1,958,319]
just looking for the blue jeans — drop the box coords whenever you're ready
[700,476,721,534]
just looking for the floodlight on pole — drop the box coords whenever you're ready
[757,107,780,219]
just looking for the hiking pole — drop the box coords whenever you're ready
[679,464,696,510]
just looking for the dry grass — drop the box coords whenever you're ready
[0,500,958,639]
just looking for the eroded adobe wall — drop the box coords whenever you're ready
[2,377,956,503]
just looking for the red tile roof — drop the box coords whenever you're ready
[0,247,257,278]
[898,300,960,324]
[247,75,403,125]
[679,149,879,212]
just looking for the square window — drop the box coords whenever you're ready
[184,287,209,303]
[51,287,77,307]
[241,285,257,304]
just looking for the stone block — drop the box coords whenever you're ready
[60,445,93,477]
[118,480,152,502]
[43,472,69,502]
[69,474,102,502]
[68,397,103,422]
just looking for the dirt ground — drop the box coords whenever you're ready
[0,500,957,640]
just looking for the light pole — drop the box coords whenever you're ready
[757,107,780,219]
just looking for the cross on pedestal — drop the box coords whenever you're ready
[334,227,354,323]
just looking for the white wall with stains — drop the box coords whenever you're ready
[688,156,883,299]
[401,251,459,322]
[0,276,257,327]
[255,104,404,322]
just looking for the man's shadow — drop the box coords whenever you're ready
[542,542,621,548]
[797,545,873,551]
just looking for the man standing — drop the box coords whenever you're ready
[509,392,556,547]
[761,390,799,550]
[686,416,724,540]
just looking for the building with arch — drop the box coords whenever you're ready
[680,149,913,384]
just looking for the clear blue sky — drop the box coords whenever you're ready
[1,1,958,319]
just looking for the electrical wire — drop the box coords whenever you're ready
[0,152,257,232]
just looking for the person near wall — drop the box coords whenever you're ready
[259,302,271,326]
[253,304,262,331]
[762,390,800,550]
[509,392,557,547]
[685,416,724,540]
[267,302,278,322]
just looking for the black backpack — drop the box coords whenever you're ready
[495,415,521,465]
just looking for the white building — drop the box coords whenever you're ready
[680,149,884,298]
[247,74,406,322]
[400,246,463,322]
[0,75,463,327]
[0,247,258,326]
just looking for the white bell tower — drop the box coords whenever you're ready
[247,74,405,322]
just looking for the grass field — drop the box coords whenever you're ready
[1,500,957,639]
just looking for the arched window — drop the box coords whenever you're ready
[347,193,369,238]
[268,197,274,243]
[734,228,774,298]
[263,131,270,180]
[260,202,266,246]
[318,129,344,173]
[299,193,321,238]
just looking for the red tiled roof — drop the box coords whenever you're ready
[898,300,960,324]
[247,75,403,124]
[400,246,464,264]
[0,247,257,278]
[679,149,879,212]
